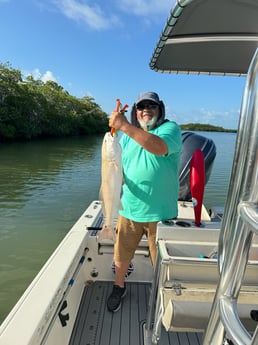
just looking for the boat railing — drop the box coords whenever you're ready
[146,48,258,345]
[146,228,258,344]
[203,48,258,345]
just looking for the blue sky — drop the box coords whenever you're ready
[1,0,247,129]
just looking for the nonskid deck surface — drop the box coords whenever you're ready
[69,281,202,345]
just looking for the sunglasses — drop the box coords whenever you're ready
[136,103,158,110]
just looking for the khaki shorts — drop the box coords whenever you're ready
[114,215,158,265]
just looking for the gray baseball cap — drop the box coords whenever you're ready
[135,91,160,105]
[131,91,165,129]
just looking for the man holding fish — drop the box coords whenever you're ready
[106,91,182,312]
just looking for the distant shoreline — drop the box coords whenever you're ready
[180,123,237,133]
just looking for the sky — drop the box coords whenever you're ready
[0,0,247,129]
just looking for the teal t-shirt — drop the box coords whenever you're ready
[119,121,182,222]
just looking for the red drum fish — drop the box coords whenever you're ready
[98,131,123,242]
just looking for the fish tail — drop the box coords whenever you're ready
[97,225,116,242]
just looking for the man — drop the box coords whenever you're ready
[107,91,182,312]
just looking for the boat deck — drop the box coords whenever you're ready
[69,281,202,345]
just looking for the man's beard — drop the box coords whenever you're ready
[138,115,158,131]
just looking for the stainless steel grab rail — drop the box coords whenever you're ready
[203,48,258,345]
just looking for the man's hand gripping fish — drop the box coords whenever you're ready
[97,99,128,242]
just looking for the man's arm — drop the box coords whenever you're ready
[109,111,168,156]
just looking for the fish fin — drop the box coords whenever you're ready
[99,186,106,216]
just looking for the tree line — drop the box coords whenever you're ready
[180,123,237,133]
[1,62,237,143]
[0,62,109,142]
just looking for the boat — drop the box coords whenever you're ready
[1,0,258,344]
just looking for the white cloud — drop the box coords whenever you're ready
[51,0,174,30]
[41,70,57,83]
[183,108,240,129]
[30,68,41,80]
[168,106,240,129]
[52,0,120,30]
[23,68,58,83]
[117,0,174,16]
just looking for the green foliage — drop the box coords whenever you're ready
[0,62,109,142]
[180,123,237,133]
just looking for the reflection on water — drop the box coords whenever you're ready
[0,132,236,323]
[0,136,103,322]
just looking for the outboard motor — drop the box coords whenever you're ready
[179,132,216,201]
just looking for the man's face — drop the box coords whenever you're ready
[136,101,159,130]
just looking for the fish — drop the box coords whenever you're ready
[97,131,123,242]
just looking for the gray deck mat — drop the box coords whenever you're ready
[69,281,202,345]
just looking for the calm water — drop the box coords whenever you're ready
[0,131,236,323]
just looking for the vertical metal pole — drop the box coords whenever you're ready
[146,250,161,331]
[203,48,258,345]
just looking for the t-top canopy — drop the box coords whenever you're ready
[150,0,258,76]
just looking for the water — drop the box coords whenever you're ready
[0,136,103,323]
[0,131,236,323]
[200,131,236,209]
